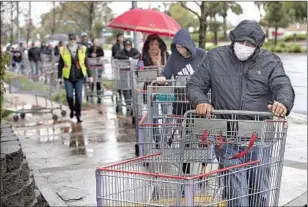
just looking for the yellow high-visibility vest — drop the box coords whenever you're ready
[59,45,87,79]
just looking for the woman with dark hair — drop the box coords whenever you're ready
[135,34,169,157]
[141,34,169,67]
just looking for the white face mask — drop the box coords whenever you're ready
[234,42,256,61]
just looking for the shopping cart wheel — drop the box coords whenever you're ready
[20,112,26,119]
[132,116,136,125]
[61,110,67,117]
[52,114,58,121]
[13,115,19,122]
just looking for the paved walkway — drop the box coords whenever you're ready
[4,88,307,206]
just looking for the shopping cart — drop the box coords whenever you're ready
[131,65,163,125]
[85,57,109,103]
[8,71,66,121]
[96,109,288,206]
[114,59,137,113]
[96,152,260,206]
[137,80,205,157]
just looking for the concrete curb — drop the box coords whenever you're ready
[283,191,307,207]
[32,169,67,206]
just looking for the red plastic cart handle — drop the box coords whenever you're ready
[201,130,258,159]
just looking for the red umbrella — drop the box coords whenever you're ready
[106,8,181,37]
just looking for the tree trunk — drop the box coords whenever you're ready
[26,2,31,45]
[10,2,13,45]
[198,2,207,49]
[223,15,227,40]
[16,2,20,43]
[198,18,206,49]
[88,2,95,39]
[214,30,218,45]
[51,1,56,35]
[274,26,278,46]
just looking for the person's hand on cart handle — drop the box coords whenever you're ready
[268,100,287,117]
[157,76,167,84]
[196,103,214,117]
[88,77,93,83]
[57,78,62,85]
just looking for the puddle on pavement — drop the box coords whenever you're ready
[12,109,137,157]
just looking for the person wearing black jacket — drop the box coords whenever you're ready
[114,39,141,108]
[10,47,25,74]
[111,33,124,58]
[87,38,105,103]
[28,42,41,77]
[115,39,140,60]
[57,33,92,123]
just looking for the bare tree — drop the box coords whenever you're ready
[51,1,56,34]
[26,2,31,44]
[180,1,209,49]
[10,2,14,44]
[16,2,20,43]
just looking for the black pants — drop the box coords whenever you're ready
[91,82,102,97]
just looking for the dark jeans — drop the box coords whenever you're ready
[64,79,84,116]
[215,145,271,207]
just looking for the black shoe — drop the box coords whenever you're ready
[135,143,139,157]
[70,111,74,119]
[76,115,83,123]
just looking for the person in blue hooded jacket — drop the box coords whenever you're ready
[157,29,207,176]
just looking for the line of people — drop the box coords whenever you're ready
[110,20,295,207]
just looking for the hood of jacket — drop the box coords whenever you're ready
[171,28,196,58]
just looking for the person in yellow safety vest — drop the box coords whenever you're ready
[57,33,93,123]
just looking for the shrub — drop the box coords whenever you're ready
[284,33,307,42]
[287,44,303,53]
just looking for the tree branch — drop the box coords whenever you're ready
[180,2,200,19]
[194,1,201,7]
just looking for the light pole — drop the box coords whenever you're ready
[132,1,141,51]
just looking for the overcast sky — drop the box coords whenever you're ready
[13,1,263,27]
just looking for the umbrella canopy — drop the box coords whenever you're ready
[107,8,181,37]
[47,33,68,41]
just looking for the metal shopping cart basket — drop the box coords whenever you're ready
[137,80,211,157]
[8,71,66,121]
[114,59,137,113]
[85,57,109,102]
[130,65,164,125]
[96,109,288,206]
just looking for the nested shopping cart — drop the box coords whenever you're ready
[8,71,66,121]
[137,80,211,157]
[96,109,288,206]
[130,65,164,125]
[85,57,110,102]
[113,59,137,113]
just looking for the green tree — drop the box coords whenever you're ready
[39,2,113,39]
[264,2,291,45]
[168,3,199,30]
[219,2,243,40]
[180,1,210,49]
[283,2,307,23]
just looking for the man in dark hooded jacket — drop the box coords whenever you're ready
[187,20,295,206]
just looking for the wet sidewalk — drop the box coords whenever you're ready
[11,97,137,206]
[9,104,307,206]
